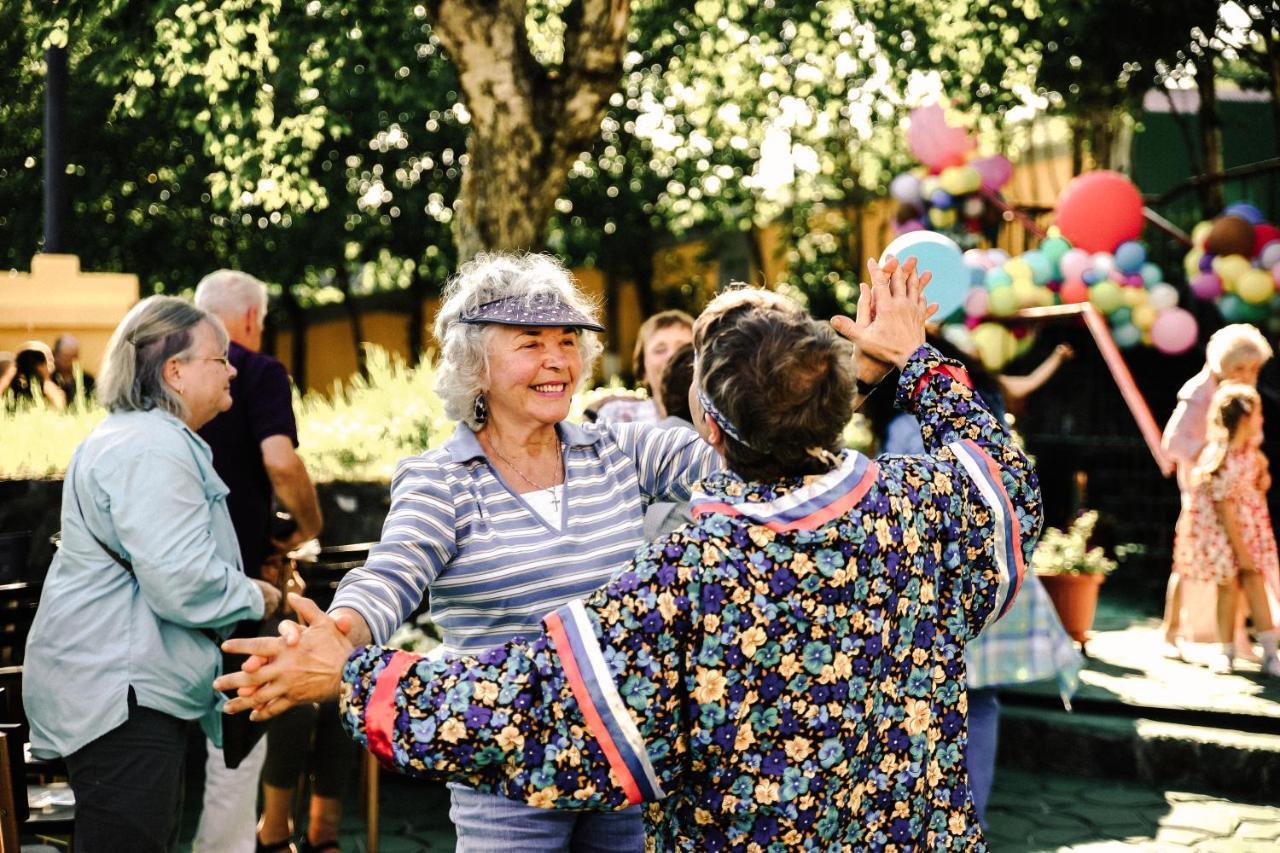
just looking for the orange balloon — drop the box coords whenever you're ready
[1059,279,1090,304]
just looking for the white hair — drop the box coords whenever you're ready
[1206,323,1272,376]
[98,296,228,419]
[433,253,603,429]
[194,269,269,321]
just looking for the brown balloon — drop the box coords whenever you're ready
[1206,215,1256,257]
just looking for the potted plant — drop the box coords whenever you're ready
[1032,510,1118,645]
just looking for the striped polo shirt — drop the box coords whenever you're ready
[330,419,720,652]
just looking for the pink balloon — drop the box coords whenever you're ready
[908,104,975,171]
[1151,308,1198,355]
[1059,249,1091,283]
[1190,271,1223,300]
[970,155,1013,191]
[964,288,989,318]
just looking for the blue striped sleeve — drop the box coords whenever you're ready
[330,455,458,644]
[616,423,720,504]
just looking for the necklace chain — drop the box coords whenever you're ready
[488,437,563,493]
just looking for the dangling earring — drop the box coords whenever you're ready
[473,393,489,425]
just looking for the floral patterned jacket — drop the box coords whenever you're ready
[339,344,1041,851]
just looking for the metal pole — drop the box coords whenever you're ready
[44,45,69,254]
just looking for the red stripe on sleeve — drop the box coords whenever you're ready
[366,651,416,767]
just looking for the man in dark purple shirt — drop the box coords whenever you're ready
[193,269,323,853]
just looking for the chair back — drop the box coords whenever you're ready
[0,584,40,668]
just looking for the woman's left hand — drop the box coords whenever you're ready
[215,594,355,721]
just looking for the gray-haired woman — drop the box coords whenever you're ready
[24,296,280,853]
[225,253,721,852]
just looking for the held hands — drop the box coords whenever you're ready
[215,593,355,722]
[831,255,937,381]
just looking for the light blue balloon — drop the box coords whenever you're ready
[1022,251,1053,286]
[1139,262,1163,286]
[1109,307,1133,328]
[965,262,986,287]
[1112,323,1141,349]
[1114,241,1146,274]
[881,231,968,322]
[985,267,1013,289]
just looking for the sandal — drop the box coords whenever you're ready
[256,837,297,853]
[299,840,341,853]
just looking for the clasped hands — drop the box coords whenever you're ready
[831,254,937,385]
[215,593,355,721]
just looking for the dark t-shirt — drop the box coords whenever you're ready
[198,341,299,578]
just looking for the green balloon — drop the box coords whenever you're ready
[988,285,1019,317]
[985,268,1013,289]
[1220,294,1270,323]
[1039,237,1071,278]
[1089,281,1124,315]
[1109,306,1132,328]
[1112,323,1141,349]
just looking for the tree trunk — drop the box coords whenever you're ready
[1163,86,1204,177]
[428,0,631,260]
[1193,49,1225,216]
[407,264,428,364]
[1070,120,1085,176]
[284,286,307,390]
[336,266,368,379]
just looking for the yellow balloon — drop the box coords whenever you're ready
[1183,248,1204,279]
[928,207,957,229]
[972,323,1017,371]
[1191,220,1214,250]
[1123,287,1148,308]
[1214,254,1252,288]
[1004,258,1033,282]
[988,285,1018,316]
[1132,303,1157,330]
[1012,280,1040,308]
[1237,268,1277,305]
[939,165,981,196]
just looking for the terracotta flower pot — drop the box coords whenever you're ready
[1037,572,1105,643]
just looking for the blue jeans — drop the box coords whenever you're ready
[448,784,646,852]
[965,687,1001,826]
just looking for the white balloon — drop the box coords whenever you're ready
[1147,282,1180,311]
[1091,252,1116,274]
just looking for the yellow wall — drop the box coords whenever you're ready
[0,255,139,374]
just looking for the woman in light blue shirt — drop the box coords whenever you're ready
[24,296,279,853]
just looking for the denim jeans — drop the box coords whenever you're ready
[448,784,646,852]
[965,686,1001,826]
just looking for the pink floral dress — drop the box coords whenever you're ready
[1175,448,1279,585]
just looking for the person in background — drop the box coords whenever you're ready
[0,351,14,397]
[878,332,1079,827]
[1162,324,1272,657]
[190,270,325,853]
[643,342,698,539]
[3,341,66,410]
[593,309,694,424]
[1176,383,1280,676]
[23,296,278,852]
[220,259,1041,849]
[52,333,96,403]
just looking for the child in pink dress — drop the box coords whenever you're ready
[1175,383,1280,675]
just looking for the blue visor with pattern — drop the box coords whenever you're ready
[458,294,605,332]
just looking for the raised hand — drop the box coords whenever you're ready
[832,254,935,373]
[214,594,355,721]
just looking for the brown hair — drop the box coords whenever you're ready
[658,343,695,422]
[694,289,854,482]
[1193,383,1262,485]
[632,309,694,388]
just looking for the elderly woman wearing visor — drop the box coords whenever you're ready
[237,253,719,850]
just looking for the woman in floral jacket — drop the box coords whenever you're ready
[222,263,1040,851]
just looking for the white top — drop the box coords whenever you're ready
[523,485,564,529]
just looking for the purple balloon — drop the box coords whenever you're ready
[1224,203,1265,226]
[1190,271,1223,300]
[1199,252,1216,273]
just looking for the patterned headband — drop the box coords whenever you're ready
[696,385,759,450]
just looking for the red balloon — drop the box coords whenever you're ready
[1059,279,1090,304]
[1055,171,1145,254]
[1254,223,1280,258]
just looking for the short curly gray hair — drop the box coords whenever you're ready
[433,253,603,429]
